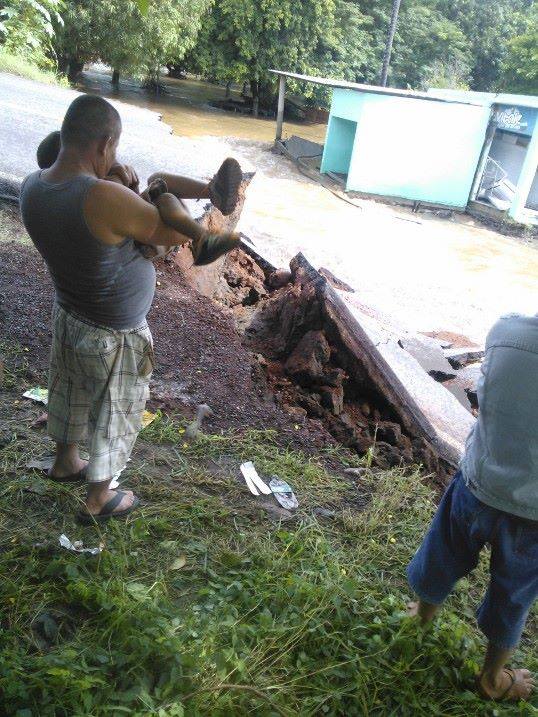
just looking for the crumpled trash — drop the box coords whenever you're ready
[23,387,48,405]
[141,410,157,428]
[26,457,54,471]
[110,458,132,489]
[59,534,103,555]
[269,476,298,511]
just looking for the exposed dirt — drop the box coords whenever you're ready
[422,330,479,349]
[212,249,447,480]
[1,205,452,481]
[0,226,334,457]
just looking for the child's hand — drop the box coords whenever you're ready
[107,163,140,193]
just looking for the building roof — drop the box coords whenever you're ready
[269,70,538,110]
[428,88,538,110]
[268,70,485,107]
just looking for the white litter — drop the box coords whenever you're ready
[22,387,48,405]
[59,534,103,555]
[240,461,272,496]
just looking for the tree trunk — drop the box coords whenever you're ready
[57,55,69,75]
[111,69,120,87]
[67,59,83,82]
[225,80,232,98]
[380,0,402,87]
[250,79,259,118]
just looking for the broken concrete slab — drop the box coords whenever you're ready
[279,135,324,164]
[442,378,472,412]
[279,254,477,468]
[445,347,485,369]
[448,362,483,410]
[399,334,456,381]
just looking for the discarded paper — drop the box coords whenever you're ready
[141,410,157,429]
[59,534,103,556]
[169,555,187,570]
[269,476,298,511]
[110,458,131,489]
[240,461,272,496]
[23,387,48,405]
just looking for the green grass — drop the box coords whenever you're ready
[0,393,536,717]
[0,49,68,86]
[0,289,536,717]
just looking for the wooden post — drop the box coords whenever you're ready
[276,75,286,142]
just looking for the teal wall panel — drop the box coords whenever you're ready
[320,116,357,174]
[321,88,491,207]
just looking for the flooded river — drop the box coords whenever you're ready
[79,67,327,143]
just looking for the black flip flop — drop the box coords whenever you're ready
[77,490,140,525]
[45,469,87,484]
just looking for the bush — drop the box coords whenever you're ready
[0,49,67,85]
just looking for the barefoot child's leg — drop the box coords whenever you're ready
[147,172,210,200]
[149,157,242,216]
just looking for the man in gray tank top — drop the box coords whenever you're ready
[20,94,199,523]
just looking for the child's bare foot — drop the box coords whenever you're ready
[148,177,168,203]
[192,232,240,266]
[478,668,535,701]
[208,158,242,215]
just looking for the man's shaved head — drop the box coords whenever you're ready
[61,94,121,149]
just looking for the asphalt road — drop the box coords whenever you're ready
[2,72,536,344]
[0,72,248,216]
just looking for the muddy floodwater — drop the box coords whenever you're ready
[80,67,327,143]
[78,68,537,345]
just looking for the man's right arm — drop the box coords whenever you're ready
[84,180,190,247]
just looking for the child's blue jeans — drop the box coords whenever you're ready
[407,471,538,649]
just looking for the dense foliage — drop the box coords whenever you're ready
[0,0,63,68]
[0,0,536,107]
[186,0,538,104]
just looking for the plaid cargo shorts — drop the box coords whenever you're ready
[47,304,154,482]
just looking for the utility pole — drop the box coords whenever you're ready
[380,0,402,87]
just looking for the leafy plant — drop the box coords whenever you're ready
[0,0,63,68]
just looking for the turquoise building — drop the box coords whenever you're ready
[270,71,538,225]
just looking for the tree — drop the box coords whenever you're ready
[0,0,63,67]
[137,0,209,88]
[54,0,209,87]
[498,5,538,95]
[389,4,472,89]
[436,0,528,91]
[184,0,338,115]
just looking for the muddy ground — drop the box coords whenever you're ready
[0,205,334,458]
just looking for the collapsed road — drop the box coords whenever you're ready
[178,238,477,482]
[1,104,478,484]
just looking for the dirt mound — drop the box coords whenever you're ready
[0,236,332,455]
